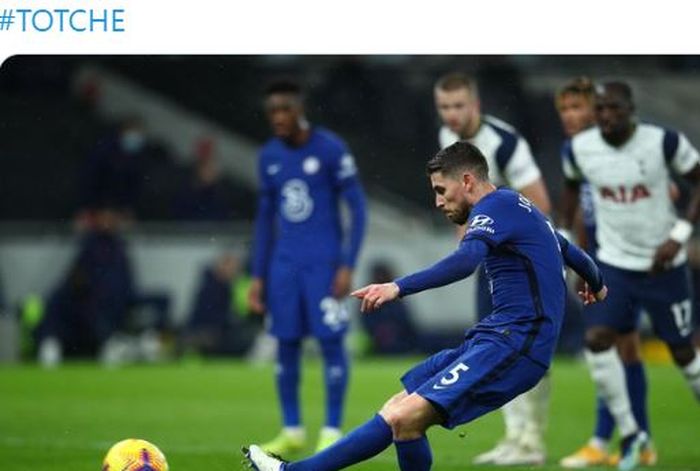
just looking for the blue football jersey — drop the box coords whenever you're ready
[251,127,366,278]
[463,189,567,365]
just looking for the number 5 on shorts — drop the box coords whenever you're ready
[440,363,470,386]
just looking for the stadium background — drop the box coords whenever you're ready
[1,55,700,470]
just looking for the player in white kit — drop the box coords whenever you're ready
[561,81,700,471]
[434,72,552,466]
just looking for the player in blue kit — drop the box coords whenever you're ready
[248,80,368,456]
[244,141,608,471]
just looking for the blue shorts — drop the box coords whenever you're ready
[266,257,348,340]
[401,333,546,429]
[584,262,695,345]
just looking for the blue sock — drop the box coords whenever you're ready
[277,339,302,427]
[286,414,393,471]
[319,337,349,428]
[395,436,432,471]
[625,362,649,434]
[594,396,615,441]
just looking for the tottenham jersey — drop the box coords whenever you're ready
[563,123,700,271]
[439,115,542,190]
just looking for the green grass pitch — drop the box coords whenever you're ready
[1,358,699,470]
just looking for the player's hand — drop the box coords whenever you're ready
[578,283,608,305]
[332,266,353,298]
[351,282,400,313]
[247,278,266,315]
[651,239,681,274]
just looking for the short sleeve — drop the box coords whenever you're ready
[328,140,360,188]
[561,139,583,182]
[503,138,542,190]
[439,126,459,149]
[670,132,700,175]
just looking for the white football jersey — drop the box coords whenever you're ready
[563,123,700,271]
[439,114,542,190]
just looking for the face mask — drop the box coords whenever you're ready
[121,130,145,153]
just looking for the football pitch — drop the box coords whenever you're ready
[1,358,699,470]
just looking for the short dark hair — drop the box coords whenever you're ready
[265,79,303,97]
[597,81,634,104]
[427,141,489,180]
[434,72,479,98]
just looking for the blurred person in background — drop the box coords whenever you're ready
[434,72,551,466]
[34,210,135,366]
[361,260,418,356]
[172,137,237,221]
[35,115,170,367]
[556,78,654,468]
[248,80,368,455]
[561,81,700,470]
[181,253,259,357]
[76,115,149,228]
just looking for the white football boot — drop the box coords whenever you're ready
[243,445,285,471]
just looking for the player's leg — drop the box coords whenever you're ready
[245,410,394,471]
[245,335,546,471]
[245,341,472,470]
[603,331,656,468]
[494,374,549,466]
[577,264,646,469]
[641,265,700,402]
[304,263,351,451]
[246,351,442,471]
[316,336,348,451]
[618,331,655,466]
[382,393,442,471]
[562,275,640,469]
[244,390,440,471]
[416,333,545,466]
[261,260,307,456]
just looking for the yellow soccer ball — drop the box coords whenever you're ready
[102,438,169,471]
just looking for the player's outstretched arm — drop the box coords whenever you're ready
[352,239,488,313]
[395,238,488,296]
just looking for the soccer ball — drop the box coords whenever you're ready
[102,438,169,471]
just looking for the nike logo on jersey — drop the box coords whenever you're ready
[267,164,281,175]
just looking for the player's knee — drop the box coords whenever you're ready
[585,327,616,352]
[380,391,407,412]
[379,396,433,441]
[668,342,695,367]
[380,409,423,441]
